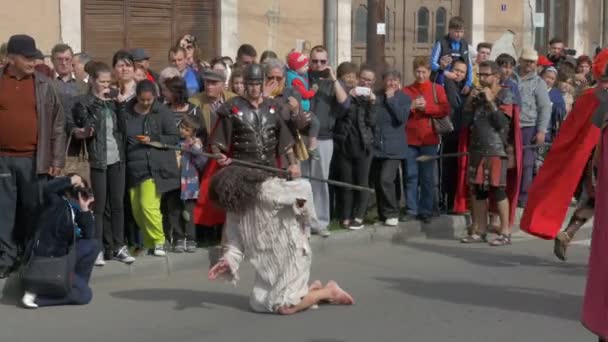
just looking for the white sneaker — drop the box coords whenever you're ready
[22,291,38,309]
[348,219,364,230]
[95,252,106,266]
[384,218,399,227]
[153,244,167,257]
[114,246,136,264]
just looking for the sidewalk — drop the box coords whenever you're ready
[0,207,590,303]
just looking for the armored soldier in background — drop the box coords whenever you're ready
[210,63,300,176]
[459,60,520,247]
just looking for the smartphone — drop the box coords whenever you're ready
[354,86,371,97]
[309,69,331,80]
[104,88,120,99]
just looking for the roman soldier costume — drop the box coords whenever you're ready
[194,64,295,226]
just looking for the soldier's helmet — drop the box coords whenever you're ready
[244,63,264,84]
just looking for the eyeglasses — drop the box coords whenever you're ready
[267,76,283,81]
[311,59,327,65]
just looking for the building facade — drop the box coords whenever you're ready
[1,0,607,81]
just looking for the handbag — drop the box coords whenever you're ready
[20,203,76,297]
[63,129,90,182]
[430,82,454,135]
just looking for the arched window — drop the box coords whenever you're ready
[417,7,430,44]
[354,5,368,44]
[435,7,447,41]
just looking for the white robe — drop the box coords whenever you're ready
[221,178,317,313]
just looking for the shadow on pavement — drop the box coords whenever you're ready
[400,240,572,269]
[111,288,250,312]
[376,276,582,321]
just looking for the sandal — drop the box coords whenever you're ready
[460,233,487,243]
[489,234,512,247]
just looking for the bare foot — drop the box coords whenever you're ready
[326,281,355,305]
[309,280,323,292]
[277,305,297,315]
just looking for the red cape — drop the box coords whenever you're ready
[582,124,608,339]
[520,88,601,239]
[453,104,523,225]
[194,120,227,227]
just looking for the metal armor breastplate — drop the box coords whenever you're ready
[230,102,279,165]
[470,109,508,157]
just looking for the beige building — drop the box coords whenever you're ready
[1,0,607,80]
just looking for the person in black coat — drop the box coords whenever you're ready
[123,80,180,257]
[334,66,377,230]
[21,174,99,308]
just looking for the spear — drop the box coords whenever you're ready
[143,141,375,193]
[416,143,552,162]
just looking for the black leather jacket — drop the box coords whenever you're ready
[73,93,126,169]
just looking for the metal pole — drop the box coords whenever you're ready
[366,0,386,81]
[324,0,338,67]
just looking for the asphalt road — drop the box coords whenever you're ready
[0,227,597,342]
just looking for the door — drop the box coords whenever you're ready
[351,0,460,84]
[82,0,219,70]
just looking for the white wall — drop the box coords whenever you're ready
[336,0,352,64]
[221,0,239,57]
[59,0,82,52]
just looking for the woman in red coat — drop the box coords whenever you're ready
[402,57,450,223]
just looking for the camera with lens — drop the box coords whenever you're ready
[69,186,94,200]
[472,88,488,106]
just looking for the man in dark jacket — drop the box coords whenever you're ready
[0,35,66,278]
[372,69,411,226]
[304,45,350,237]
[21,174,99,308]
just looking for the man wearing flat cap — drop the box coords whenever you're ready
[189,69,236,137]
[132,48,159,83]
[0,34,65,278]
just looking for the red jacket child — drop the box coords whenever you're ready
[403,80,450,146]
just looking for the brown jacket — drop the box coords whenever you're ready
[0,68,66,174]
[189,90,237,136]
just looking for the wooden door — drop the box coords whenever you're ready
[351,0,460,84]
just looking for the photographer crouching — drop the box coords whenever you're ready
[20,174,99,308]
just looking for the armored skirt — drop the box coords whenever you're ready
[221,178,318,313]
[468,153,508,188]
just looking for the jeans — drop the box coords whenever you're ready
[162,189,196,242]
[372,158,402,220]
[404,145,438,216]
[301,139,334,231]
[519,127,537,206]
[35,238,100,307]
[0,156,43,268]
[335,150,373,221]
[90,162,126,254]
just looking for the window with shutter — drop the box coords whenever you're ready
[82,0,126,65]
[128,0,173,68]
[82,0,218,68]
[175,0,218,61]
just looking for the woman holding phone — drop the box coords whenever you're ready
[123,80,180,257]
[72,61,135,266]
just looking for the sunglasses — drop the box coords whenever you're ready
[311,59,327,65]
[267,76,283,81]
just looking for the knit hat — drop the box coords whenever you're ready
[287,51,308,71]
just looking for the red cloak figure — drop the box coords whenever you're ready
[518,49,608,240]
[453,87,523,226]
[582,110,608,341]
